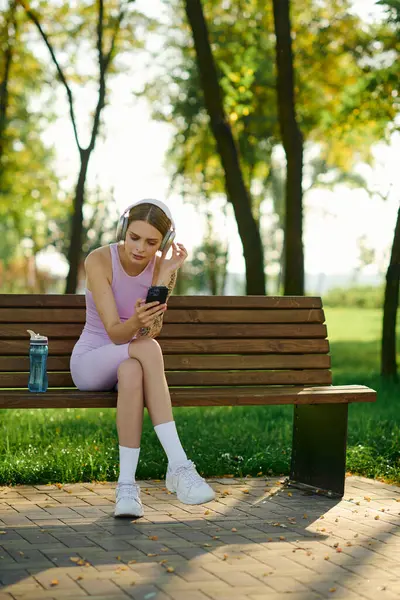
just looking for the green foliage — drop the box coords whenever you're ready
[323,285,386,309]
[0,3,63,265]
[144,0,399,197]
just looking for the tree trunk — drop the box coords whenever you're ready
[272,0,304,295]
[381,205,400,380]
[65,149,90,293]
[184,0,265,295]
[0,1,17,166]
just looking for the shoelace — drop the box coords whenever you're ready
[173,460,205,488]
[117,482,141,501]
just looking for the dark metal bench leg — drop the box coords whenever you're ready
[289,403,348,498]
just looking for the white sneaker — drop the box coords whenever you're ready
[166,459,216,505]
[114,482,144,518]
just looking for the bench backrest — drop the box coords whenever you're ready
[0,294,331,389]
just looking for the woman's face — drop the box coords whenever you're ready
[124,220,163,264]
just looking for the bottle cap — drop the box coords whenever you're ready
[27,329,48,344]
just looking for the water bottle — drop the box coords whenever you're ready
[27,329,48,393]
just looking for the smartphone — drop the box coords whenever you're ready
[145,285,168,305]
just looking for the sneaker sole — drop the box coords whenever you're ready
[114,508,144,518]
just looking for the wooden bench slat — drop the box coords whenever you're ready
[0,338,330,355]
[0,354,332,372]
[0,308,326,325]
[0,369,333,388]
[167,309,326,324]
[0,294,323,309]
[0,384,376,408]
[0,323,328,339]
[0,309,85,323]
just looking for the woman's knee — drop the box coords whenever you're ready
[117,358,143,389]
[128,337,163,361]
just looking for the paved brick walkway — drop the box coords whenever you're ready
[1,475,400,600]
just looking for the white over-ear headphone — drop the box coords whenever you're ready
[116,199,176,253]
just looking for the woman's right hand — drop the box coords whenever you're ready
[134,298,167,328]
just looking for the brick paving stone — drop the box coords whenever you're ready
[1,476,400,599]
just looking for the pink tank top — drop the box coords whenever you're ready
[82,243,156,339]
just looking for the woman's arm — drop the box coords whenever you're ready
[85,252,164,345]
[137,270,177,339]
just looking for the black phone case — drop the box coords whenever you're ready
[145,285,168,304]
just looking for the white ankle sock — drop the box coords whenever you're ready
[154,421,188,469]
[118,446,140,484]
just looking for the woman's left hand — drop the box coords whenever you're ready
[160,242,188,273]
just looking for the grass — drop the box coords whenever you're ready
[0,307,399,485]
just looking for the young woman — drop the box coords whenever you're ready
[70,199,215,518]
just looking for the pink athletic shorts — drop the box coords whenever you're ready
[70,333,132,391]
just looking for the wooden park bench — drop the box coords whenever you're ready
[0,294,377,497]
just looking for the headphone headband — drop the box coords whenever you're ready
[120,199,175,229]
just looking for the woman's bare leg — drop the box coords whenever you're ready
[128,337,188,468]
[128,338,173,426]
[116,358,144,447]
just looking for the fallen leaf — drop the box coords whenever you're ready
[288,492,292,497]
[364,496,371,502]
[149,536,158,541]
[324,555,330,560]
[69,557,80,563]
[374,515,380,520]
[329,588,336,593]
[279,536,286,541]
[159,559,168,564]
[243,489,249,494]
[147,553,157,557]
[336,547,342,553]
[50,579,59,586]
[222,554,228,561]
[128,560,137,564]
[166,566,175,573]
[204,510,210,515]
[231,528,237,532]
[76,576,83,581]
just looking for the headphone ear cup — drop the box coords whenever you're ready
[116,216,128,242]
[160,229,175,253]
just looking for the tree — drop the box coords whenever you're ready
[18,0,148,293]
[381,205,400,380]
[183,0,265,294]
[0,2,62,270]
[272,0,304,295]
[143,0,399,293]
[377,0,400,381]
